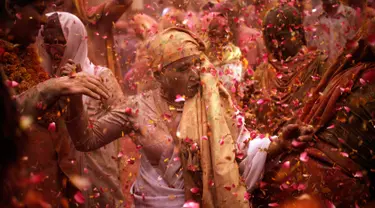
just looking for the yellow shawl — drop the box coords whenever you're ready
[146,28,249,207]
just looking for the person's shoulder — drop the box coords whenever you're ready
[341,4,356,16]
[303,7,322,24]
[133,89,160,105]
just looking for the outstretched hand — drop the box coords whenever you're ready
[52,59,109,100]
[279,124,315,151]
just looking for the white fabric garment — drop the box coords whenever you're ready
[36,12,125,207]
[303,4,358,64]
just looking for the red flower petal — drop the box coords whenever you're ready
[74,191,85,204]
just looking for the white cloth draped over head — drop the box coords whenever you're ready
[36,12,104,77]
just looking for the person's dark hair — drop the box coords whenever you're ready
[202,2,215,11]
[0,71,26,205]
[0,0,40,18]
[263,5,306,57]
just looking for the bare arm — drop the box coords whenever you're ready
[89,0,133,31]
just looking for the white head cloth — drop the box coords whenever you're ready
[36,12,104,76]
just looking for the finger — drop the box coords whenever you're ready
[67,59,75,65]
[76,64,83,73]
[282,124,300,139]
[76,87,101,100]
[83,81,109,99]
[85,76,110,98]
[301,125,314,135]
[61,70,71,76]
[297,135,314,143]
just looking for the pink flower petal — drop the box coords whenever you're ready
[190,187,200,194]
[257,99,264,105]
[268,202,279,207]
[201,136,208,140]
[236,152,245,160]
[16,13,22,20]
[282,161,290,169]
[208,180,215,187]
[343,106,351,113]
[6,80,19,88]
[325,200,336,208]
[190,143,199,151]
[74,191,85,204]
[297,183,306,191]
[354,171,363,178]
[117,151,124,158]
[244,192,251,200]
[175,95,185,102]
[340,152,349,157]
[93,192,100,198]
[48,122,56,132]
[291,140,304,148]
[360,78,367,85]
[327,124,335,130]
[183,200,200,208]
[173,157,180,161]
[299,152,309,162]
[276,73,283,79]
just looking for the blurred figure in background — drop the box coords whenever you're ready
[38,12,126,207]
[304,0,358,64]
[0,71,26,207]
[237,5,266,70]
[118,14,160,94]
[116,14,159,94]
[243,5,326,137]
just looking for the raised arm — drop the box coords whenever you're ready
[16,73,109,119]
[64,96,135,152]
[15,79,61,118]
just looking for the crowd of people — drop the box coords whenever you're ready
[1,0,375,207]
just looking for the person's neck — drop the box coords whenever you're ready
[324,4,340,16]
